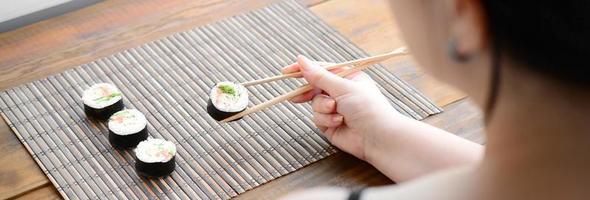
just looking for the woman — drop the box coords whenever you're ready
[281,0,590,199]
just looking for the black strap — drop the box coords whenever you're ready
[347,188,364,200]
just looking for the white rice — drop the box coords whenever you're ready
[135,138,176,163]
[209,81,248,112]
[108,109,147,136]
[82,83,122,109]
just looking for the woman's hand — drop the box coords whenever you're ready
[283,56,398,160]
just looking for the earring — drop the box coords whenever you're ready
[448,39,471,62]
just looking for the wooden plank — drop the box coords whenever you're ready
[0,117,49,199]
[235,152,391,200]
[423,99,485,144]
[236,99,483,199]
[0,0,323,91]
[12,184,61,200]
[310,0,466,107]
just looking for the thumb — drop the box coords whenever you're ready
[297,55,354,97]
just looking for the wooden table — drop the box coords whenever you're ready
[0,0,484,199]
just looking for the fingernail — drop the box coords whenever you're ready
[289,96,302,103]
[297,55,315,72]
[325,99,335,110]
[333,115,343,123]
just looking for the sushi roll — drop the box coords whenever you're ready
[108,109,148,149]
[134,138,176,178]
[207,81,248,121]
[82,83,124,120]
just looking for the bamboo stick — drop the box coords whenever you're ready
[240,47,407,87]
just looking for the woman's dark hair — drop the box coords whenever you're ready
[481,1,590,85]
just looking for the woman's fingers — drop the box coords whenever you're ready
[297,56,356,98]
[290,88,322,103]
[285,56,374,105]
[281,62,300,74]
[283,62,348,75]
[311,94,336,113]
[349,71,373,82]
[283,57,371,82]
[313,112,344,128]
[317,126,328,133]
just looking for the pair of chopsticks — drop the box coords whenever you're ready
[241,47,408,87]
[221,47,408,122]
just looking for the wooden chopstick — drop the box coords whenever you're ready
[241,62,331,87]
[241,46,407,87]
[221,59,381,122]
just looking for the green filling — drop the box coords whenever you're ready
[154,143,175,156]
[113,110,129,116]
[218,84,237,96]
[110,110,133,121]
[93,92,122,103]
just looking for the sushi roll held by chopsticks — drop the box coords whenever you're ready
[134,138,177,178]
[108,109,149,149]
[207,81,248,121]
[82,83,124,120]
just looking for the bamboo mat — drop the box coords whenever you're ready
[0,0,441,199]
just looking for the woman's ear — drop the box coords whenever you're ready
[450,0,488,59]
